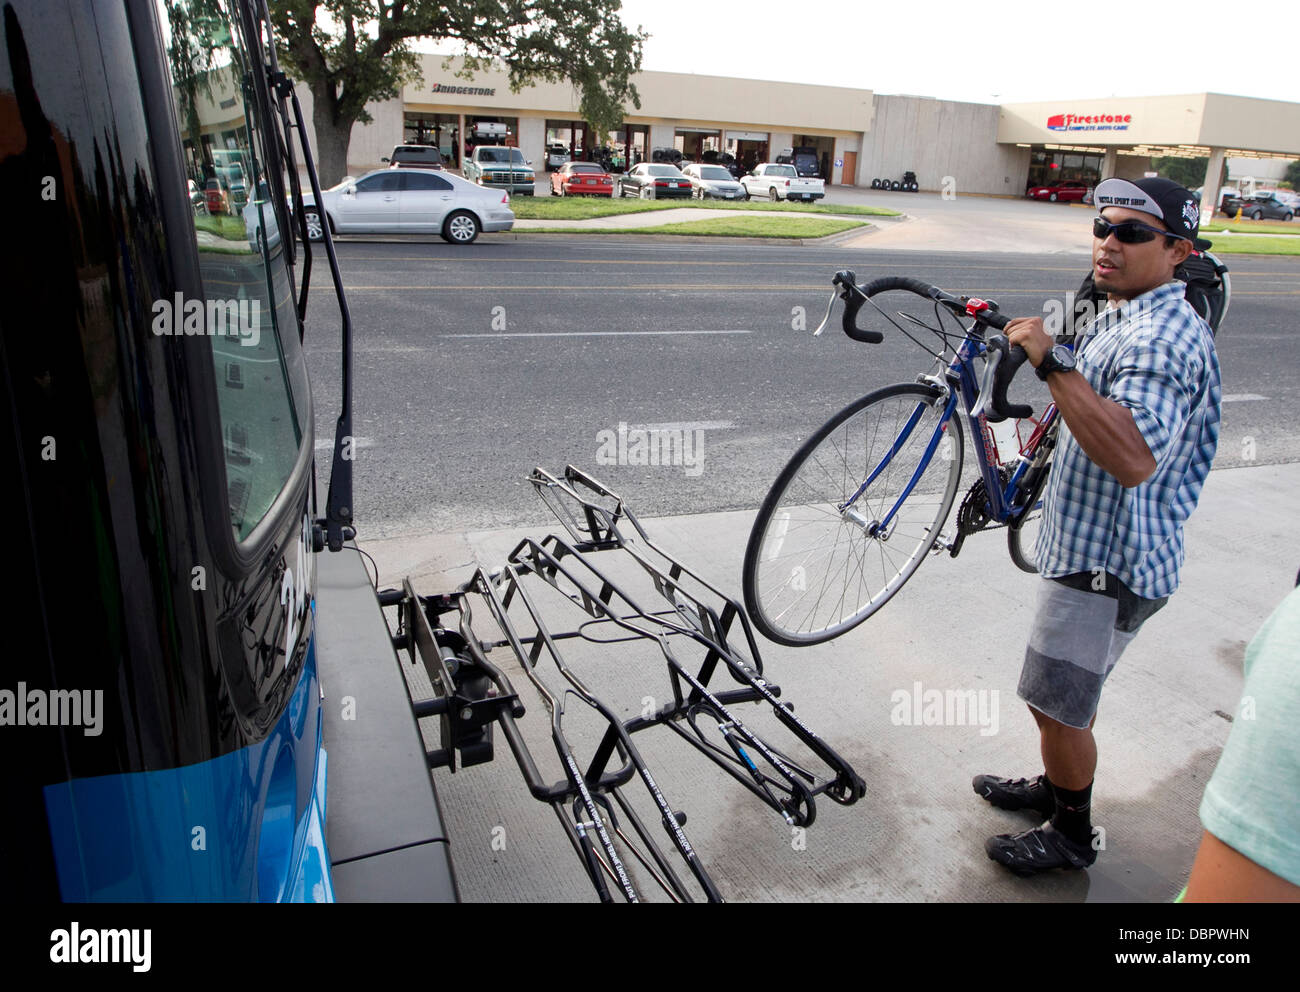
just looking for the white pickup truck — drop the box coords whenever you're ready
[741,163,825,202]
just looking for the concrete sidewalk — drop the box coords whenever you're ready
[360,462,1297,902]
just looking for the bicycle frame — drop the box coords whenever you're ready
[841,332,1059,531]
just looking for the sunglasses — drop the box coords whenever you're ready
[1092,217,1189,244]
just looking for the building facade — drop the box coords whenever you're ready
[280,56,1300,201]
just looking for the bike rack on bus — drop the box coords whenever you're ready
[380,465,864,902]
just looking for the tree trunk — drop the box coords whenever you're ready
[311,90,355,188]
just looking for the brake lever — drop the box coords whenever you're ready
[812,290,838,336]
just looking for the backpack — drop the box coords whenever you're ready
[1067,246,1230,340]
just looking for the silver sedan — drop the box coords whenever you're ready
[298,168,515,244]
[682,163,748,201]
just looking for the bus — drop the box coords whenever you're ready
[0,0,454,902]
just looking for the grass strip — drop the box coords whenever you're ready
[518,216,868,239]
[1201,220,1299,235]
[1197,234,1300,255]
[511,197,897,220]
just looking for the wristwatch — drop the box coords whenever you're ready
[1036,344,1077,381]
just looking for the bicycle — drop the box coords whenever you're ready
[742,261,1227,647]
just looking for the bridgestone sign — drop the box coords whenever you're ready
[431,83,496,96]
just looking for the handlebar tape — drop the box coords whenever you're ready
[984,334,1034,423]
[831,270,884,343]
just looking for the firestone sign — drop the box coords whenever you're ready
[1047,112,1133,133]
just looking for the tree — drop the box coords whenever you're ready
[166,0,238,179]
[1152,155,1209,190]
[1284,159,1300,191]
[269,1,646,185]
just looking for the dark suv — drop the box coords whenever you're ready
[383,145,444,170]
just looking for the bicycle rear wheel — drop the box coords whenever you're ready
[1007,436,1056,574]
[1007,497,1044,573]
[743,383,963,646]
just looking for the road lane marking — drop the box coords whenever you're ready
[1221,394,1268,402]
[444,329,752,338]
[624,421,736,431]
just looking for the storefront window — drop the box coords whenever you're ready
[1026,148,1104,189]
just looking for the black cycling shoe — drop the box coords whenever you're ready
[985,822,1097,876]
[972,773,1055,817]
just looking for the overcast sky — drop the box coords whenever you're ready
[615,0,1299,106]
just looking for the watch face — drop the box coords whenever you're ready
[1051,345,1075,368]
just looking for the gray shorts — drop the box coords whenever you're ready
[1018,572,1168,729]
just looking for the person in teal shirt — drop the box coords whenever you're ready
[1183,583,1300,901]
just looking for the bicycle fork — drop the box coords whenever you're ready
[838,389,959,542]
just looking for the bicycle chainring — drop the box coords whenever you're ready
[949,469,1010,558]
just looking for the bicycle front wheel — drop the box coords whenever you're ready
[743,383,964,646]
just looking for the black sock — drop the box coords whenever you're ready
[1051,781,1093,846]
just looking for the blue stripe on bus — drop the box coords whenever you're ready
[42,629,333,902]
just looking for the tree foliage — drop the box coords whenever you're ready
[1283,159,1300,191]
[1152,155,1209,190]
[268,1,646,183]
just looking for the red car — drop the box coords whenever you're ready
[1026,180,1091,203]
[550,161,613,197]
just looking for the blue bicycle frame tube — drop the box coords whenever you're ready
[955,339,1012,522]
[840,402,928,509]
[841,390,961,533]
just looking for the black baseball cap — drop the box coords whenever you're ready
[1093,177,1200,241]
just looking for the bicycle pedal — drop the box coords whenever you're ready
[931,532,955,554]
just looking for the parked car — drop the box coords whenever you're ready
[242,181,280,253]
[297,168,515,244]
[203,177,229,214]
[187,178,207,214]
[545,143,570,171]
[681,162,746,200]
[549,161,613,197]
[617,163,692,199]
[775,146,822,179]
[740,163,825,202]
[1273,190,1300,214]
[1223,191,1294,221]
[1026,180,1091,202]
[383,145,444,170]
[702,150,745,179]
[462,145,536,196]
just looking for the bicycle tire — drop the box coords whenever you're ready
[1006,446,1054,574]
[1007,489,1044,573]
[743,382,964,646]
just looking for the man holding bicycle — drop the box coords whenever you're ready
[975,177,1222,875]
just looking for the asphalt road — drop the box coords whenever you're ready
[301,237,1300,539]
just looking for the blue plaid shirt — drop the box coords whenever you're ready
[1035,280,1221,599]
